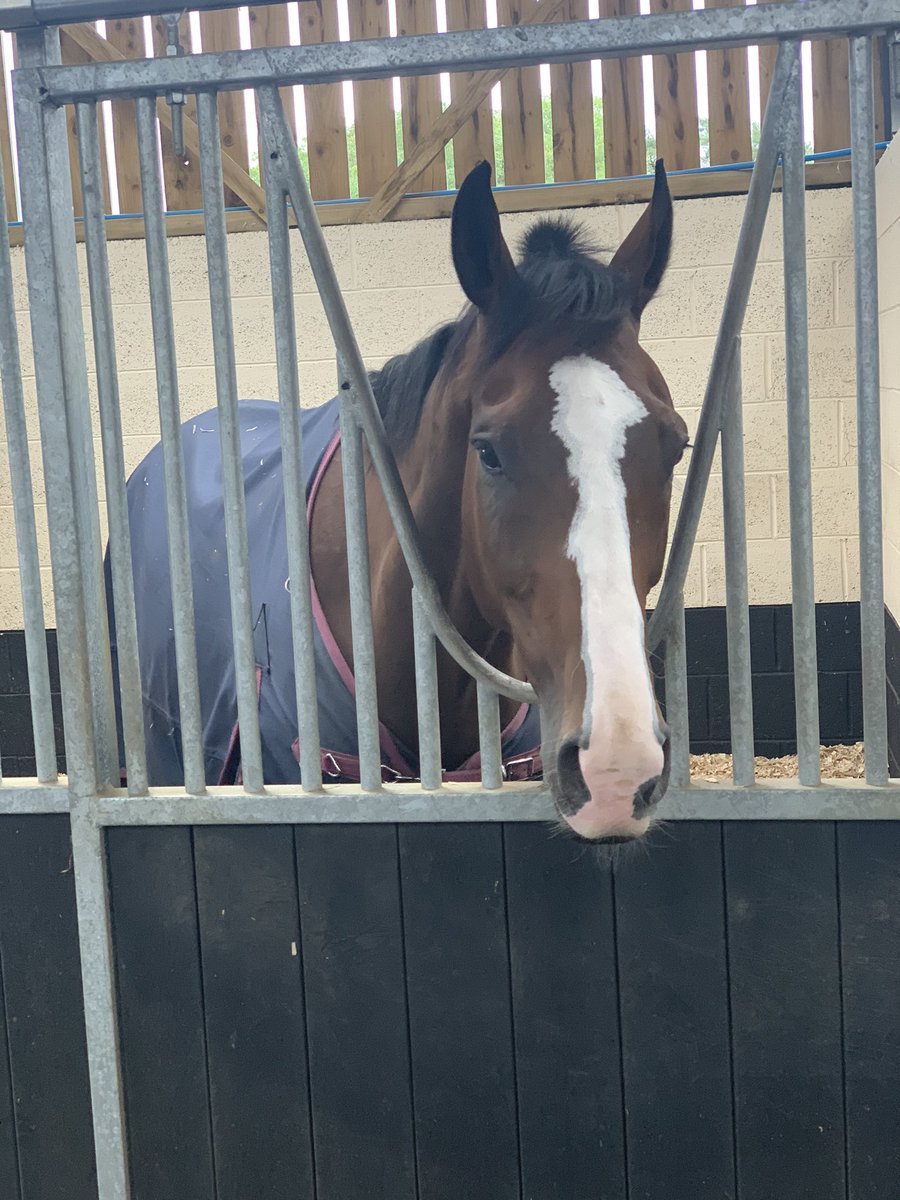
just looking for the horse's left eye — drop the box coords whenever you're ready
[473,440,502,474]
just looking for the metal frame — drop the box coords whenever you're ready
[0,5,898,1197]
[6,0,899,95]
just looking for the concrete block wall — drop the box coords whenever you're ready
[0,186,862,626]
[878,137,900,623]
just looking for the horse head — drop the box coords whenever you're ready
[443,161,689,842]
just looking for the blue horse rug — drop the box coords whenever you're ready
[107,396,543,788]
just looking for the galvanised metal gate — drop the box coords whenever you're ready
[0,1,897,1197]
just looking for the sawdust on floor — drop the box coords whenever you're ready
[689,742,866,782]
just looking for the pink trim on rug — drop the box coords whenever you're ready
[306,430,414,777]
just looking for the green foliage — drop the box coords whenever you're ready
[249,99,810,199]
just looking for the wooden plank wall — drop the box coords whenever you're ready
[649,0,700,170]
[446,0,496,181]
[396,0,446,192]
[599,0,646,179]
[1,816,899,1199]
[346,0,397,197]
[548,0,595,183]
[1,2,889,225]
[0,39,18,221]
[150,14,204,211]
[103,16,144,213]
[300,0,351,201]
[199,9,250,207]
[705,0,753,165]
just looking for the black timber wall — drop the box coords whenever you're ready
[0,601,875,777]
[0,816,898,1200]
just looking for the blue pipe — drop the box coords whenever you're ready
[6,140,890,228]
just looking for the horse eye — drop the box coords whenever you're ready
[473,439,502,474]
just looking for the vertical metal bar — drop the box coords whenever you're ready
[258,103,322,791]
[849,35,889,787]
[13,31,97,799]
[664,596,690,788]
[476,681,503,790]
[782,44,821,787]
[0,77,56,783]
[134,95,206,794]
[338,373,383,792]
[412,588,442,790]
[19,30,118,789]
[15,31,129,1200]
[68,806,130,1200]
[76,100,148,796]
[649,40,796,650]
[195,91,264,793]
[721,345,756,786]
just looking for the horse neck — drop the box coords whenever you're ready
[369,383,519,761]
[310,373,518,766]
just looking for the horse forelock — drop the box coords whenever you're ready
[369,216,633,455]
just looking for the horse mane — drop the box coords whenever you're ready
[369,216,633,454]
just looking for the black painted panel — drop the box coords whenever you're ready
[684,608,728,676]
[818,673,852,740]
[838,823,900,1200]
[748,606,778,673]
[817,603,863,672]
[505,824,626,1200]
[0,814,97,1200]
[688,675,709,740]
[295,825,416,1200]
[0,603,873,766]
[194,826,315,1200]
[725,823,845,1200]
[107,829,216,1200]
[0,950,20,1200]
[400,824,519,1200]
[1,634,28,694]
[887,679,900,778]
[3,809,900,1200]
[886,608,900,775]
[615,823,736,1200]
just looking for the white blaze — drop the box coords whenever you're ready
[549,355,664,838]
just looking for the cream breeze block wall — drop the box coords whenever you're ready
[877,137,900,623]
[0,187,861,628]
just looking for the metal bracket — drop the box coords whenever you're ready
[162,10,186,159]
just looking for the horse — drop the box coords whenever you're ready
[109,159,688,844]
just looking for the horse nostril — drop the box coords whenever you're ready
[633,775,661,819]
[634,735,670,818]
[555,738,589,817]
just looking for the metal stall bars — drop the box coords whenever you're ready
[0,4,898,1198]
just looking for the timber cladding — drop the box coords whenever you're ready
[0,810,897,1197]
[0,0,889,226]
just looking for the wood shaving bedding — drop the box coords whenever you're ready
[689,743,866,782]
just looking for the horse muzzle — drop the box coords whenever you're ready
[551,727,671,843]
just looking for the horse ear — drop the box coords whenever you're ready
[611,159,673,319]
[451,161,517,312]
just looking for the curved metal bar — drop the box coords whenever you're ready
[647,38,797,652]
[257,86,535,705]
